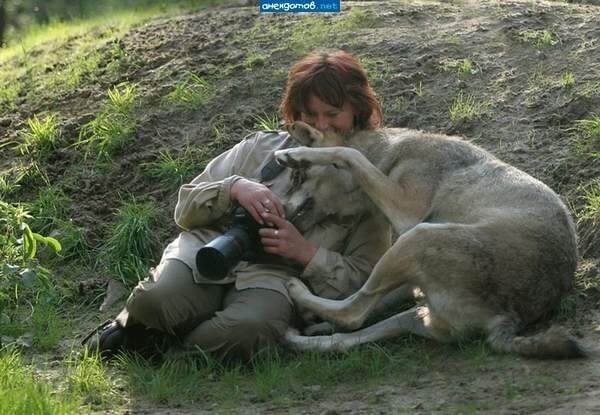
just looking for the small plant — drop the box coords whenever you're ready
[32,300,70,350]
[162,72,216,110]
[116,352,225,405]
[46,50,103,91]
[577,179,600,226]
[414,81,424,97]
[144,146,206,189]
[449,92,483,124]
[518,29,560,48]
[574,114,600,154]
[0,347,81,413]
[359,56,392,85]
[29,185,71,232]
[18,113,61,159]
[67,349,120,407]
[252,112,280,131]
[560,71,575,88]
[101,197,160,286]
[0,79,22,110]
[440,58,479,77]
[77,83,137,159]
[244,50,266,71]
[0,175,20,200]
[575,179,600,258]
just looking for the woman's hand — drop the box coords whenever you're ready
[230,178,285,224]
[259,212,318,266]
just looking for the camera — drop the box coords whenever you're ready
[195,206,264,280]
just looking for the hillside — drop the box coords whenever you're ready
[1,0,599,413]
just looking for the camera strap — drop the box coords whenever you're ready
[259,140,298,182]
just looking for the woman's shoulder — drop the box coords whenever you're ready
[242,130,291,149]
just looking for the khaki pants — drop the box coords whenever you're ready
[116,259,293,362]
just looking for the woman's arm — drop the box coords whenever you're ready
[299,212,392,300]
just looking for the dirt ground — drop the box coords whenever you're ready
[1,0,600,413]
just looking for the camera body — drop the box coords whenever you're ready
[195,207,263,280]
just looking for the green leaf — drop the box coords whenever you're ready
[32,234,62,253]
[21,223,36,259]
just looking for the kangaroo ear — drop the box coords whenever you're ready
[285,121,323,147]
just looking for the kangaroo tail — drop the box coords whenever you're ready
[487,319,587,359]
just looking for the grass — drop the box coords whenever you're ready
[359,56,393,86]
[577,179,600,225]
[0,174,22,200]
[115,339,429,407]
[440,58,479,77]
[575,179,600,257]
[449,92,484,124]
[29,185,71,232]
[77,83,138,160]
[0,78,22,110]
[0,347,82,414]
[252,112,281,131]
[250,7,381,56]
[518,29,560,48]
[18,114,62,159]
[574,114,600,156]
[144,145,209,189]
[67,349,121,408]
[101,197,160,286]
[32,301,71,351]
[45,49,104,92]
[244,50,267,71]
[0,1,218,63]
[162,72,216,111]
[560,70,575,88]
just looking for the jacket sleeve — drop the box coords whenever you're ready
[299,212,391,300]
[174,134,260,231]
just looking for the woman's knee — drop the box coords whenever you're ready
[184,313,289,361]
[124,259,220,333]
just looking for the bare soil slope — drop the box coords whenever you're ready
[1,0,599,413]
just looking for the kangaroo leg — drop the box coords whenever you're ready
[284,306,451,352]
[275,147,429,233]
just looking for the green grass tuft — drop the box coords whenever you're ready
[518,29,560,48]
[101,197,160,286]
[560,71,575,88]
[144,145,208,189]
[577,179,600,226]
[29,185,71,232]
[0,79,22,110]
[0,346,82,413]
[252,112,281,131]
[244,50,267,71]
[18,113,61,159]
[162,72,216,110]
[574,114,600,156]
[449,92,483,124]
[440,58,479,77]
[77,83,138,160]
[67,349,121,407]
[46,49,104,92]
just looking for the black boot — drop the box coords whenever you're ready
[83,320,177,360]
[82,320,128,359]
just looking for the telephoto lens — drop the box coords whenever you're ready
[195,207,261,280]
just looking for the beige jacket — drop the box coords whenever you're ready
[162,131,391,302]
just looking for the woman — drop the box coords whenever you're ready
[89,49,391,362]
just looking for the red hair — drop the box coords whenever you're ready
[279,49,382,130]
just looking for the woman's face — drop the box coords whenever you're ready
[300,95,355,134]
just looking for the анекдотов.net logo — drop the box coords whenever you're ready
[260,0,340,13]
